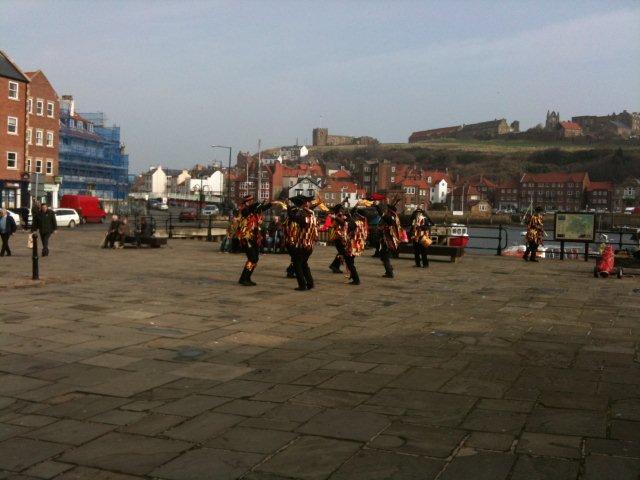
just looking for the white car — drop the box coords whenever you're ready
[53,208,81,228]
[202,204,219,216]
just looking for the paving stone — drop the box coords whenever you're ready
[5,415,57,428]
[78,371,177,397]
[0,437,67,471]
[0,374,49,396]
[89,409,147,426]
[203,379,273,398]
[250,384,309,402]
[293,388,370,407]
[612,398,640,421]
[583,455,640,480]
[440,376,509,399]
[466,432,514,452]
[37,394,128,420]
[323,360,376,372]
[240,403,323,432]
[59,432,191,476]
[23,419,114,445]
[121,400,165,412]
[611,419,640,441]
[462,408,527,434]
[368,389,476,426]
[330,448,445,479]
[164,411,243,442]
[526,406,606,437]
[150,447,262,480]
[370,421,465,457]
[170,362,253,382]
[510,456,579,480]
[23,460,73,479]
[439,451,515,480]
[0,423,30,441]
[387,366,455,391]
[318,371,395,394]
[477,398,534,413]
[214,399,277,417]
[538,391,608,411]
[153,394,229,416]
[297,408,390,442]
[256,435,361,480]
[120,413,186,436]
[516,432,582,458]
[54,466,145,479]
[585,438,640,458]
[205,426,296,453]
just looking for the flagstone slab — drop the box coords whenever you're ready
[151,447,263,480]
[330,448,445,480]
[0,437,67,471]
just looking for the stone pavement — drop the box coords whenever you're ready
[0,228,639,479]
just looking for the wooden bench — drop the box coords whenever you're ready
[397,243,465,262]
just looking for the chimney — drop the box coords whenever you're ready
[61,95,75,116]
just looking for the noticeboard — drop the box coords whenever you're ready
[554,212,596,242]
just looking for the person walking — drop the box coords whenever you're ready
[410,208,433,268]
[0,209,17,257]
[31,203,57,256]
[290,195,319,291]
[343,207,369,285]
[523,206,545,262]
[327,204,348,274]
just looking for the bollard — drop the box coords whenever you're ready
[168,214,173,239]
[31,233,39,280]
[496,225,503,256]
[206,215,213,242]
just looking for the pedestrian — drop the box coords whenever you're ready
[410,208,434,268]
[523,206,545,262]
[0,209,18,257]
[289,195,319,291]
[117,216,130,247]
[135,216,154,247]
[31,203,57,257]
[103,214,120,248]
[236,194,272,286]
[377,199,402,278]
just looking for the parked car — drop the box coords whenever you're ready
[150,201,169,211]
[8,207,31,228]
[179,209,197,221]
[60,195,107,223]
[202,204,219,216]
[53,208,81,228]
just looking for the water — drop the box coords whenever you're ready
[467,225,637,256]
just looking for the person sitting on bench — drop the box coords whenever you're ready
[135,216,155,247]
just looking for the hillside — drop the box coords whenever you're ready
[302,139,640,183]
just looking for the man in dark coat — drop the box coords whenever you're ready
[0,209,18,257]
[31,203,57,256]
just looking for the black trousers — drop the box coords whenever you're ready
[413,241,429,267]
[286,245,296,277]
[40,232,51,256]
[293,248,314,289]
[330,240,346,270]
[0,233,11,256]
[380,242,394,275]
[344,254,359,283]
[523,241,539,260]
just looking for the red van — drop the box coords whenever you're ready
[60,195,107,223]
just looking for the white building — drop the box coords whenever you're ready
[143,166,168,196]
[426,173,450,205]
[187,170,223,196]
[288,177,321,198]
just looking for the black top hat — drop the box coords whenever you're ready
[289,195,313,207]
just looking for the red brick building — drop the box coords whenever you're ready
[586,181,614,212]
[559,121,583,138]
[519,172,590,212]
[25,70,60,205]
[0,50,29,208]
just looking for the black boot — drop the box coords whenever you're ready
[286,263,296,278]
[239,268,255,286]
[329,256,342,274]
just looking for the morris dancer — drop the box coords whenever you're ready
[327,204,348,274]
[289,195,320,291]
[343,207,368,285]
[410,208,433,268]
[377,200,403,278]
[281,197,299,279]
[523,206,545,262]
[236,194,271,286]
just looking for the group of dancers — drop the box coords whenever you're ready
[233,193,434,290]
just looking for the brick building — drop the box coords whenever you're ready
[0,50,29,208]
[457,119,516,139]
[586,181,614,212]
[494,179,519,211]
[519,172,590,212]
[559,121,583,138]
[25,70,60,206]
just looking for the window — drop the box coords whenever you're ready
[7,152,17,169]
[390,176,395,183]
[46,159,53,175]
[26,128,32,145]
[567,191,573,197]
[391,166,396,173]
[88,123,94,132]
[47,101,54,117]
[69,119,75,128]
[35,158,43,173]
[25,157,32,172]
[364,166,370,172]
[419,189,427,196]
[405,187,416,194]
[35,129,43,146]
[46,131,54,147]
[27,98,32,114]
[7,116,18,135]
[325,193,330,200]
[36,99,44,116]
[77,121,83,129]
[8,81,19,99]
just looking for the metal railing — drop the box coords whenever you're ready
[465,224,509,256]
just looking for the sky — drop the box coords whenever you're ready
[1,0,639,172]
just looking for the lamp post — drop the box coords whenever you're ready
[211,145,232,214]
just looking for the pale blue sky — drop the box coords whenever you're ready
[1,0,639,171]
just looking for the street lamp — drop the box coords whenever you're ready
[211,145,232,213]
[192,179,211,217]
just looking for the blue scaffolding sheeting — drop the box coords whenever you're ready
[58,110,130,200]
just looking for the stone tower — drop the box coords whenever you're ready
[545,110,560,131]
[312,128,328,146]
